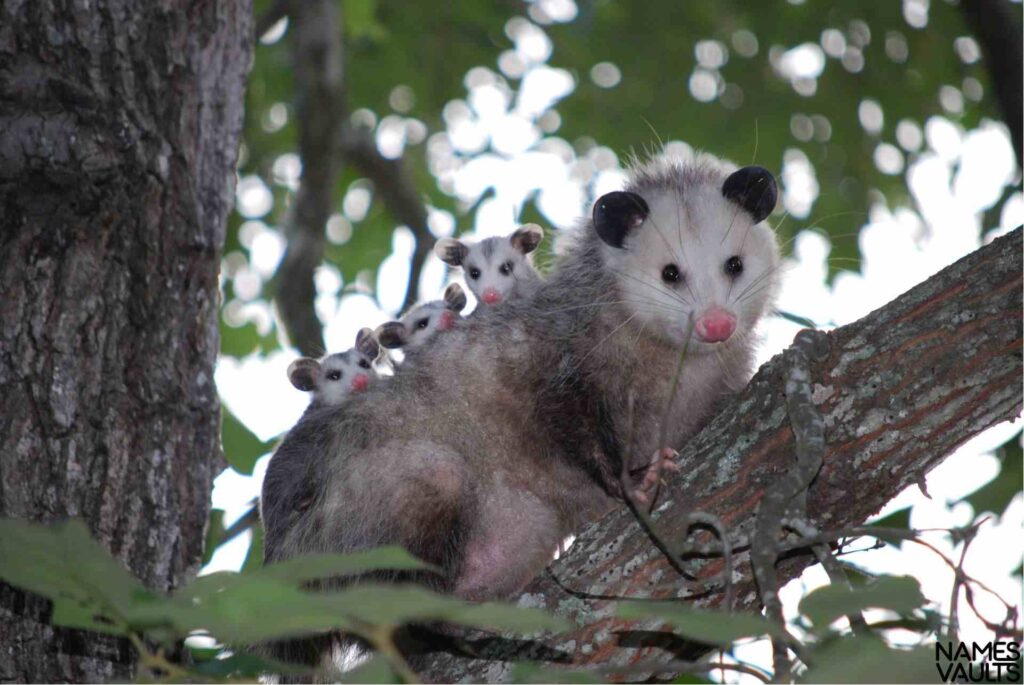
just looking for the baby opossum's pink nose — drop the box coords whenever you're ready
[351,374,370,392]
[437,310,455,330]
[482,288,502,305]
[695,309,737,343]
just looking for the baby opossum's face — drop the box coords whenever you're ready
[435,224,543,306]
[376,283,468,351]
[593,164,780,352]
[288,328,380,405]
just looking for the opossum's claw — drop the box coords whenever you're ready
[631,448,679,503]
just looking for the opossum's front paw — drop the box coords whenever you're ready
[631,447,681,505]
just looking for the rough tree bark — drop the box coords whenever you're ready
[422,227,1023,682]
[0,2,251,681]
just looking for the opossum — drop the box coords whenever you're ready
[287,328,381,407]
[262,153,780,633]
[434,224,544,307]
[375,283,467,351]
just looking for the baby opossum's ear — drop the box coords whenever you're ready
[375,322,409,349]
[355,327,380,359]
[510,223,544,254]
[593,191,649,248]
[722,166,777,223]
[434,238,469,266]
[288,358,321,391]
[443,283,468,312]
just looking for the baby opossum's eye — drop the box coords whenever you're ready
[725,256,744,277]
[661,264,682,284]
[326,370,342,381]
[468,267,481,280]
[415,317,430,330]
[358,359,371,369]
[499,261,514,276]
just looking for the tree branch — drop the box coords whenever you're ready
[339,126,433,312]
[420,227,1023,682]
[271,0,345,356]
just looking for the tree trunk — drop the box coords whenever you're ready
[421,227,1023,682]
[0,1,251,681]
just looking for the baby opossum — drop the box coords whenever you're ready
[263,154,780,639]
[287,328,381,406]
[434,224,544,306]
[375,283,467,351]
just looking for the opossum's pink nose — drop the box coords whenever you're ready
[482,288,502,305]
[695,308,736,343]
[351,374,370,392]
[437,310,455,331]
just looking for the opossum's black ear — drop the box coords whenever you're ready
[510,223,544,254]
[375,322,409,349]
[443,283,467,312]
[593,191,649,248]
[355,327,380,359]
[288,358,321,391]
[434,238,470,266]
[722,166,777,223]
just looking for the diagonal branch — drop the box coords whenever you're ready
[339,125,433,312]
[420,227,1023,682]
[271,0,345,356]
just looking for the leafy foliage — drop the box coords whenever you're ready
[959,431,1023,518]
[0,519,566,682]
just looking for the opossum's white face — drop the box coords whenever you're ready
[375,283,468,351]
[287,328,380,405]
[435,225,543,307]
[594,164,780,353]
[400,302,457,349]
[315,351,377,404]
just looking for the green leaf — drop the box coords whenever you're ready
[243,522,264,572]
[510,662,604,683]
[960,432,1023,518]
[799,636,937,683]
[776,310,822,329]
[615,602,782,646]
[867,507,912,546]
[799,576,926,632]
[164,577,354,644]
[203,509,227,566]
[0,519,152,628]
[338,654,397,683]
[220,318,261,358]
[221,406,274,475]
[322,584,570,634]
[254,547,436,584]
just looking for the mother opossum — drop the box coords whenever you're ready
[261,153,780,602]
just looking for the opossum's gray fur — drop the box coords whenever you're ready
[260,151,780,666]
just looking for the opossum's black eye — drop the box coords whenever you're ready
[725,256,743,277]
[326,370,342,381]
[661,264,681,284]
[499,261,513,276]
[415,317,430,330]
[468,267,481,280]
[358,359,371,369]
